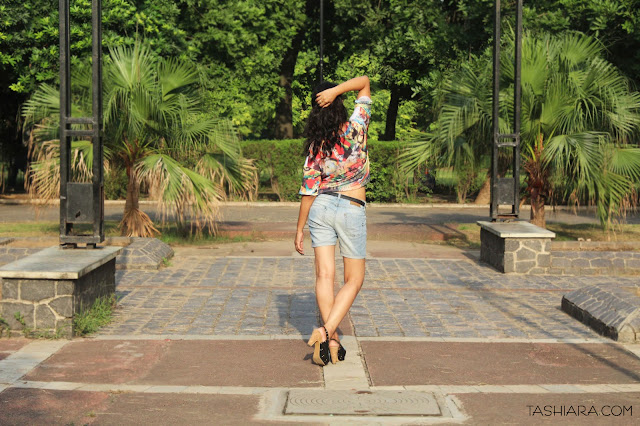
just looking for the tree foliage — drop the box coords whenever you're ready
[23,42,256,236]
[403,31,640,226]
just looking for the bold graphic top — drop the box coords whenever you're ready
[299,96,372,196]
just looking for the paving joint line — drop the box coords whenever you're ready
[357,336,613,343]
[5,380,640,395]
[88,334,616,344]
[0,340,68,386]
[115,284,577,293]
[378,384,640,394]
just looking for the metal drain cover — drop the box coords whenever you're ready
[285,390,441,416]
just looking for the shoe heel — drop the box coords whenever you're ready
[329,346,339,364]
[307,330,320,347]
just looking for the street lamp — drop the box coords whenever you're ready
[319,0,324,83]
[58,0,104,247]
[490,0,522,221]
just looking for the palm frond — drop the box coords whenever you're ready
[137,153,223,234]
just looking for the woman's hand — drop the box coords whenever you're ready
[294,230,305,255]
[316,87,338,108]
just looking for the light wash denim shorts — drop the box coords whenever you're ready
[307,193,367,259]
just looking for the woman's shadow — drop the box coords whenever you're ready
[277,290,345,362]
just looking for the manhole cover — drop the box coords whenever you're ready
[285,390,441,416]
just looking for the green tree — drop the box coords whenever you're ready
[178,0,307,138]
[330,0,494,141]
[0,0,193,192]
[23,42,256,236]
[524,0,640,83]
[403,31,640,227]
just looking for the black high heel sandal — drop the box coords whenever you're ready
[329,339,346,364]
[307,327,330,366]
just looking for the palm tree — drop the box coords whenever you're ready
[23,42,256,237]
[403,31,640,227]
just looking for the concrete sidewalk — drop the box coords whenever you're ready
[1,242,639,424]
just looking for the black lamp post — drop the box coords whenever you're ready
[490,0,522,221]
[58,0,104,247]
[319,0,324,83]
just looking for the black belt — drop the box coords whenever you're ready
[322,192,366,207]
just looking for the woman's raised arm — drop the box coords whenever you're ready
[315,76,370,108]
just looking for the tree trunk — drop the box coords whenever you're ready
[274,0,314,139]
[474,174,491,204]
[124,165,140,216]
[120,163,158,237]
[381,86,401,141]
[274,42,301,139]
[529,188,546,228]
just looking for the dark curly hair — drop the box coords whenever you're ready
[303,81,348,158]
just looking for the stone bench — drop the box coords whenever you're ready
[0,246,121,337]
[478,221,556,274]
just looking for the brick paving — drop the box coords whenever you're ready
[99,254,638,339]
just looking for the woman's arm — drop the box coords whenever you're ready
[294,195,315,255]
[316,76,370,108]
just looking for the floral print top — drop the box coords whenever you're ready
[299,96,372,196]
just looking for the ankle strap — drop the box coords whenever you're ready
[322,327,329,341]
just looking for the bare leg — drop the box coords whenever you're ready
[313,245,337,341]
[322,257,365,339]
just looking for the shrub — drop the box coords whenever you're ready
[73,294,117,336]
[104,167,128,200]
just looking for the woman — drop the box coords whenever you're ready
[294,75,371,366]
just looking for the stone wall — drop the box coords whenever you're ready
[549,251,640,276]
[480,228,552,274]
[0,259,116,337]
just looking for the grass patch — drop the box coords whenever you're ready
[546,223,640,242]
[0,316,9,337]
[0,221,121,237]
[73,294,117,336]
[0,221,257,246]
[441,223,481,250]
[155,225,256,246]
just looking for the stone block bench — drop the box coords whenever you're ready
[478,221,556,274]
[0,246,121,337]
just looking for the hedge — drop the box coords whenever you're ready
[240,139,421,202]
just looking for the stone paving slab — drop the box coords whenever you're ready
[453,392,639,425]
[0,338,30,361]
[101,256,639,338]
[0,388,268,426]
[361,341,640,387]
[0,247,40,267]
[24,339,323,388]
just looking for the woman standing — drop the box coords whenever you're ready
[294,76,371,366]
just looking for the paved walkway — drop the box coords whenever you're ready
[104,249,634,339]
[1,240,640,424]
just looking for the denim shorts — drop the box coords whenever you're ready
[307,193,367,259]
